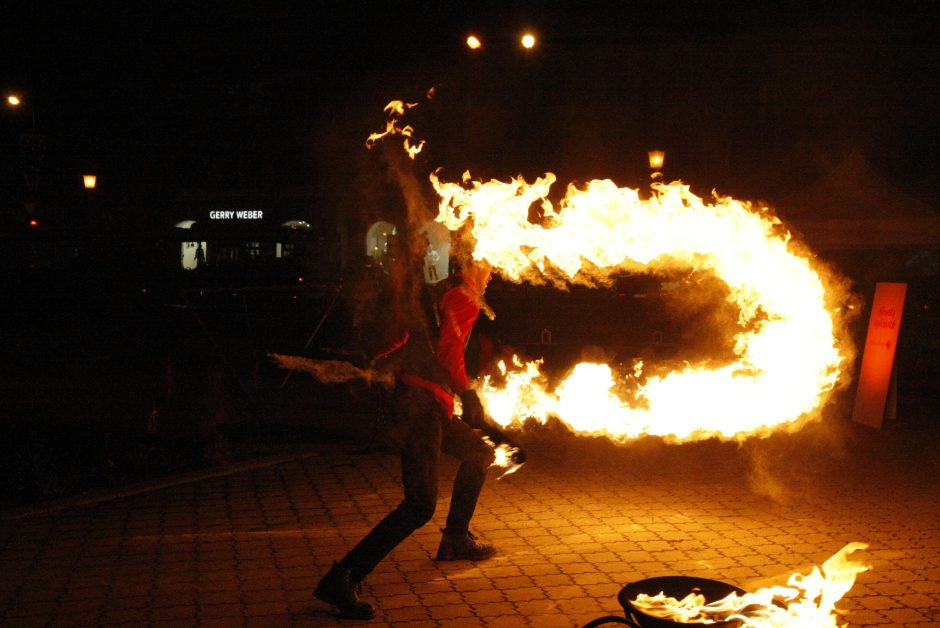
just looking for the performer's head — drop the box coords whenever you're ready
[460,259,492,295]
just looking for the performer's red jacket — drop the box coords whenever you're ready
[370,275,484,418]
[435,276,484,393]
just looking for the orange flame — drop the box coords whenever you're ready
[632,542,869,626]
[365,96,852,443]
[366,100,425,159]
[431,172,848,442]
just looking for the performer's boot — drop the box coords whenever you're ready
[314,562,375,620]
[435,530,497,561]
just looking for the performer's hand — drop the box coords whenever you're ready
[460,390,487,429]
[460,391,527,465]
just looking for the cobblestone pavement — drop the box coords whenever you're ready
[1,416,938,627]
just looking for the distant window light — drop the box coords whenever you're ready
[365,220,398,270]
[281,219,311,230]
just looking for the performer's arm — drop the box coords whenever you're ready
[436,287,477,392]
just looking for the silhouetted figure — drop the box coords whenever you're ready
[314,256,521,620]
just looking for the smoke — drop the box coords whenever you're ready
[746,446,796,503]
[382,141,436,233]
[269,354,394,389]
[345,97,442,344]
[815,254,863,391]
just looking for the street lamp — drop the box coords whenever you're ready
[648,150,665,171]
[4,91,35,129]
[83,174,97,190]
[521,33,536,49]
[466,34,482,50]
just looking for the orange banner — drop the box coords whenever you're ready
[852,282,907,428]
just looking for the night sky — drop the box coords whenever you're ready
[3,1,940,223]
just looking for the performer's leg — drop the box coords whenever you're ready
[339,386,442,577]
[436,418,496,560]
[316,386,442,618]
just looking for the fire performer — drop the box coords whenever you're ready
[314,250,524,620]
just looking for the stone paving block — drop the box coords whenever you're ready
[436,617,485,627]
[542,584,587,601]
[910,580,940,595]
[246,613,293,627]
[881,608,933,626]
[244,600,291,617]
[472,600,517,617]
[462,589,506,605]
[859,595,904,611]
[504,587,547,603]
[513,597,562,617]
[427,601,476,620]
[381,604,430,623]
[531,573,573,588]
[378,592,422,610]
[54,611,103,627]
[410,579,454,595]
[151,603,199,622]
[489,575,534,590]
[481,614,525,627]
[870,580,927,596]
[199,602,245,619]
[451,577,493,593]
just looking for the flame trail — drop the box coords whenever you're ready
[432,174,850,442]
[368,99,854,443]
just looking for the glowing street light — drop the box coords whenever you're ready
[466,34,482,50]
[83,174,97,190]
[4,91,36,128]
[521,33,536,49]
[648,150,665,170]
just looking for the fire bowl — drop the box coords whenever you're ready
[582,576,748,628]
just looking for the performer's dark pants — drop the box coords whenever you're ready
[339,383,495,580]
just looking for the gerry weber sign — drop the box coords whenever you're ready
[209,210,264,220]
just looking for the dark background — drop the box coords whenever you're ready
[3,1,940,226]
[1,1,939,506]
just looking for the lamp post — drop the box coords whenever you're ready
[648,150,666,198]
[4,91,45,222]
[648,149,666,189]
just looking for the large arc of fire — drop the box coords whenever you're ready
[368,96,852,443]
[431,172,848,443]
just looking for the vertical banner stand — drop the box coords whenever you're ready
[852,282,907,429]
